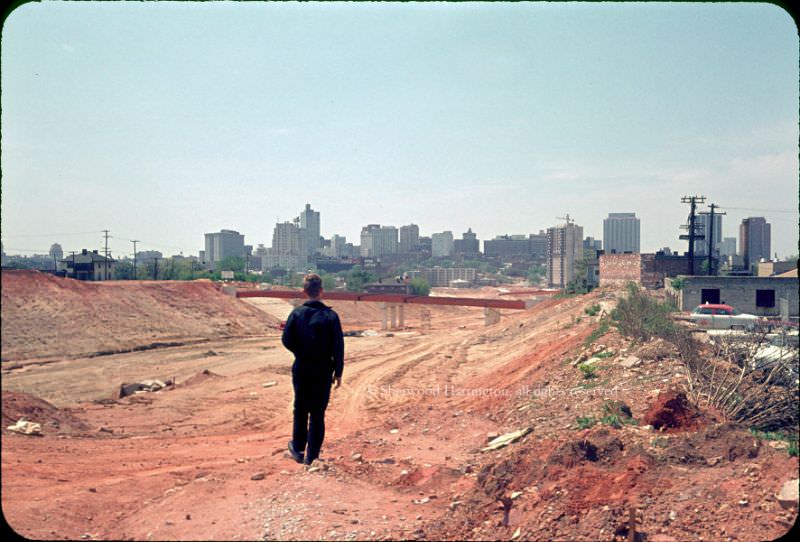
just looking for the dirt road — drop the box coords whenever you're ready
[2,273,796,540]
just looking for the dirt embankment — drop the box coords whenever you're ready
[1,283,796,541]
[1,270,278,362]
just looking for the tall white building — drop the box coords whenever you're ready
[299,203,321,256]
[264,222,307,270]
[546,221,584,288]
[360,225,398,258]
[431,231,454,258]
[603,213,640,254]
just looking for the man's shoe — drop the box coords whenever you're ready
[288,441,304,464]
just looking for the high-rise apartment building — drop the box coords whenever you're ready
[360,225,398,258]
[431,231,454,258]
[399,224,420,253]
[204,229,245,270]
[546,222,583,288]
[739,217,771,269]
[298,203,321,256]
[603,213,640,253]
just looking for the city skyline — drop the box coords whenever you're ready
[2,2,798,259]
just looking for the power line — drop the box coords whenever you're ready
[718,206,797,214]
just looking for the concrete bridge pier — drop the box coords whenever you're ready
[380,303,388,330]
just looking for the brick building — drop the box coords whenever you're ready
[599,253,706,289]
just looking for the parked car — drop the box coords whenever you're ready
[689,303,761,330]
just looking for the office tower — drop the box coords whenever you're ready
[693,213,723,257]
[431,231,454,258]
[299,203,321,256]
[603,213,640,253]
[264,222,308,270]
[360,224,399,258]
[399,224,420,253]
[719,237,737,258]
[739,217,771,269]
[204,229,245,270]
[454,228,480,256]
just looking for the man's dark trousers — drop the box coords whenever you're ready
[292,373,332,463]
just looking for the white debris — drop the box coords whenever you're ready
[481,427,532,451]
[778,479,799,509]
[262,381,278,388]
[7,419,42,436]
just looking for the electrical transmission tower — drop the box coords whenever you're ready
[679,196,706,275]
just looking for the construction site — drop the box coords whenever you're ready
[1,269,797,541]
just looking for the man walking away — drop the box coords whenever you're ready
[281,273,344,465]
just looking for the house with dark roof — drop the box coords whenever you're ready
[59,249,115,281]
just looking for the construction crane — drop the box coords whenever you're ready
[556,214,574,225]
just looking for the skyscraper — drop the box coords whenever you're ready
[360,225,398,258]
[431,231,454,258]
[204,229,245,270]
[603,213,640,253]
[547,221,584,288]
[265,222,308,270]
[399,224,420,253]
[299,203,321,256]
[454,228,480,256]
[693,213,723,257]
[739,217,771,269]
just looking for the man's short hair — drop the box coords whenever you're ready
[303,273,323,298]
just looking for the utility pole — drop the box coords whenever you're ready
[699,203,726,276]
[131,240,139,280]
[679,196,706,275]
[102,229,110,280]
[70,251,76,279]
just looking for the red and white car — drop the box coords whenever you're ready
[689,303,761,330]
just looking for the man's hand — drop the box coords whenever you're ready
[333,376,342,388]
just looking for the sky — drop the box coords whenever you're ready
[2,1,798,260]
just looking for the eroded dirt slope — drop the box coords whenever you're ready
[1,270,278,362]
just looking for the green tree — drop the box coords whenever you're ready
[219,256,245,272]
[345,266,377,292]
[409,278,431,296]
[526,264,546,286]
[322,274,336,290]
[113,261,135,280]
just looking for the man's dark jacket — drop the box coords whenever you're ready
[281,300,344,380]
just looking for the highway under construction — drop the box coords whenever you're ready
[233,288,557,328]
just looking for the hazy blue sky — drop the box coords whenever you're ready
[2,1,798,259]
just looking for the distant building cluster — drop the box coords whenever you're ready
[3,199,792,289]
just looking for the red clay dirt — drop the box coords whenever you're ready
[643,390,704,432]
[1,271,797,541]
